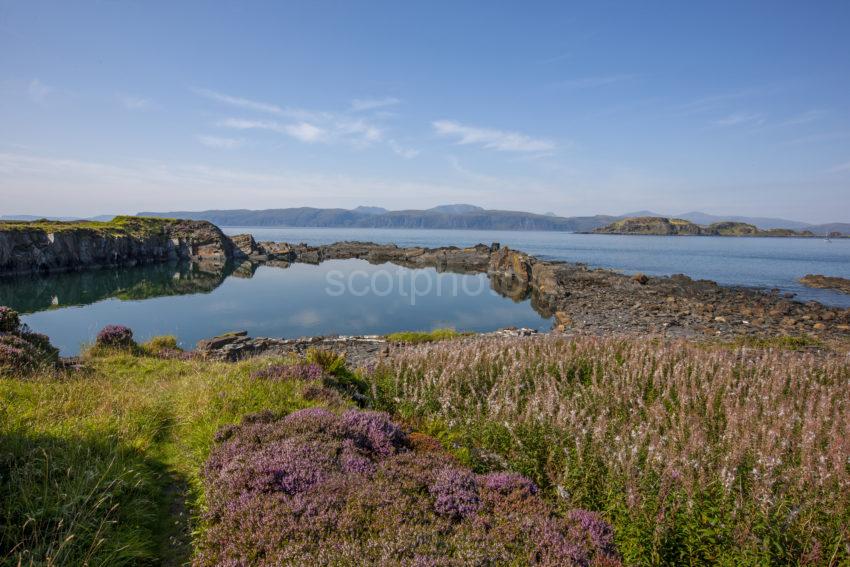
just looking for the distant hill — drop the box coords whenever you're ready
[807,222,850,236]
[594,217,703,236]
[675,211,811,230]
[9,206,846,235]
[621,210,664,218]
[137,206,849,234]
[0,214,116,222]
[426,204,484,214]
[593,217,820,237]
[352,206,388,215]
[619,211,816,230]
[138,206,619,232]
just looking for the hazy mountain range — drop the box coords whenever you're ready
[137,205,616,232]
[136,205,848,234]
[0,214,116,223]
[3,206,847,234]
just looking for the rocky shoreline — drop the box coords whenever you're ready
[193,328,542,365]
[221,236,848,341]
[3,218,848,341]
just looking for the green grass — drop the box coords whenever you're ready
[0,216,176,236]
[4,330,846,565]
[140,335,180,355]
[385,328,472,344]
[722,334,825,351]
[0,351,345,566]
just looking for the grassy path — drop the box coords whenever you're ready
[0,352,325,566]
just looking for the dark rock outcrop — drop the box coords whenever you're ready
[253,241,496,273]
[228,233,262,258]
[0,217,244,276]
[488,247,534,283]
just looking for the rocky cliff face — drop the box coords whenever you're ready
[0,217,244,276]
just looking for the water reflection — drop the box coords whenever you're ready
[0,261,235,314]
[2,259,552,355]
[489,274,559,318]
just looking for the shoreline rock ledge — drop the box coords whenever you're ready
[800,274,850,295]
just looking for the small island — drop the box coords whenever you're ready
[800,274,850,294]
[591,216,826,237]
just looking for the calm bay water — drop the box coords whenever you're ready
[10,259,550,356]
[4,228,849,355]
[226,227,850,307]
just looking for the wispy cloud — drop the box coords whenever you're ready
[388,139,419,159]
[827,160,850,174]
[673,88,762,117]
[555,74,638,90]
[713,112,765,127]
[193,87,330,122]
[119,94,153,110]
[28,79,52,104]
[193,87,284,114]
[218,118,281,131]
[219,117,381,145]
[433,120,554,153]
[218,118,325,142]
[350,96,400,112]
[537,51,572,65]
[285,122,326,143]
[780,131,850,147]
[340,119,383,143]
[200,87,393,150]
[776,109,825,127]
[196,135,244,149]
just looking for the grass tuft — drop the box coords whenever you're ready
[385,328,472,344]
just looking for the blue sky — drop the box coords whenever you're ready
[1,1,849,222]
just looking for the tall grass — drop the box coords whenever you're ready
[370,336,850,565]
[0,352,334,566]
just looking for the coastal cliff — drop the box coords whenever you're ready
[0,216,246,276]
[592,216,819,236]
